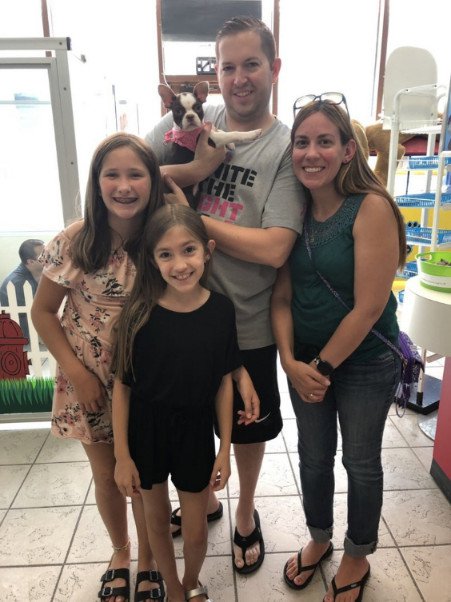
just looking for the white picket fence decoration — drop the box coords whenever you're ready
[1,281,57,378]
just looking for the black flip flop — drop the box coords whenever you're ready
[283,542,333,590]
[324,566,370,602]
[233,509,265,575]
[170,501,224,538]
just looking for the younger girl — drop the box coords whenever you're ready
[112,204,240,602]
[31,133,169,602]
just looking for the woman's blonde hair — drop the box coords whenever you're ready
[113,204,212,379]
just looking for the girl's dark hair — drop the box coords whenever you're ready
[113,205,212,379]
[71,132,164,272]
[291,101,406,268]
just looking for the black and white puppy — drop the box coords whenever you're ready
[159,81,261,207]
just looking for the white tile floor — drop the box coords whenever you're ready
[1,362,450,602]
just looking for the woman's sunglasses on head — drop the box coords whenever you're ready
[293,92,349,118]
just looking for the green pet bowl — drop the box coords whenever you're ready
[416,250,451,292]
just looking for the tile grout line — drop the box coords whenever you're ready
[0,405,448,601]
[0,429,51,529]
[50,473,94,601]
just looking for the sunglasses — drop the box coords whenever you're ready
[293,92,349,118]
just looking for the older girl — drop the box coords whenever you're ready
[32,133,167,602]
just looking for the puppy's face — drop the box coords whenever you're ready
[171,92,204,131]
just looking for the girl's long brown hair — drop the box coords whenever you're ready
[71,132,164,271]
[113,205,213,380]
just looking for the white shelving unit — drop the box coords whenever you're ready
[395,150,451,415]
[382,60,451,424]
[385,83,446,196]
[397,153,451,279]
[384,82,447,282]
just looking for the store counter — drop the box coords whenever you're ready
[402,276,451,501]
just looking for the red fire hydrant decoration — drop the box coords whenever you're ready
[0,310,30,379]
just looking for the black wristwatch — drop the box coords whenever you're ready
[313,356,334,376]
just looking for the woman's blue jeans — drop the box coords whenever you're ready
[289,350,400,557]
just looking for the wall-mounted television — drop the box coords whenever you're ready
[161,0,262,42]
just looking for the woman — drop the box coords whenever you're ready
[271,94,406,602]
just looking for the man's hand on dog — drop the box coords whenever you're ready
[194,122,227,167]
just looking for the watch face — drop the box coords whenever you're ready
[317,360,333,376]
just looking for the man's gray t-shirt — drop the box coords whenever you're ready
[146,104,305,350]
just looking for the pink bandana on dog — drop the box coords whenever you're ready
[164,126,203,152]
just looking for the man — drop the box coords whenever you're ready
[0,239,44,340]
[146,16,305,573]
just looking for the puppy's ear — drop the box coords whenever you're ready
[193,81,209,103]
[158,84,177,109]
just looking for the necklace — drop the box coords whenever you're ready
[110,228,126,254]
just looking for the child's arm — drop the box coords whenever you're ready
[210,372,233,491]
[31,275,106,413]
[233,365,260,425]
[112,378,141,498]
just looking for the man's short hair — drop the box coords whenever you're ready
[215,16,276,66]
[19,239,44,264]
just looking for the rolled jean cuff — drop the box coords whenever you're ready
[344,534,377,557]
[308,524,333,543]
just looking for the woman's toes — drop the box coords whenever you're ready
[286,556,298,577]
[248,544,260,565]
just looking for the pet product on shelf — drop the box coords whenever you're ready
[416,250,451,292]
